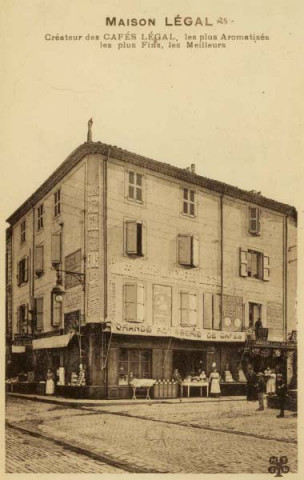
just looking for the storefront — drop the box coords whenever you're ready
[105,329,247,399]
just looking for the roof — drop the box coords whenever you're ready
[6,141,297,225]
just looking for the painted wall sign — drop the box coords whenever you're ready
[110,322,246,342]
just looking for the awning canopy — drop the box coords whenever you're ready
[32,333,75,350]
[12,345,26,353]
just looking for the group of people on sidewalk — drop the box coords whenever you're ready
[246,364,287,417]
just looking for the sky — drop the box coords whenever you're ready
[0,0,303,304]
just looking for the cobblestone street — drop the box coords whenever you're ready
[6,427,124,474]
[5,395,298,474]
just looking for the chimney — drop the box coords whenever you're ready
[191,164,196,174]
[87,118,93,142]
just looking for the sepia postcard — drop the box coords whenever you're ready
[1,1,303,479]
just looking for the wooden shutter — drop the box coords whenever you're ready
[249,207,260,234]
[35,245,44,274]
[126,221,138,255]
[51,233,61,265]
[24,257,29,282]
[188,293,197,326]
[180,292,189,326]
[17,262,20,286]
[35,297,43,331]
[203,293,213,329]
[213,294,221,330]
[178,235,192,266]
[239,247,248,277]
[136,284,145,323]
[263,254,270,281]
[124,284,137,322]
[192,235,200,267]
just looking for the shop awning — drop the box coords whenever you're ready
[12,345,26,353]
[32,333,75,350]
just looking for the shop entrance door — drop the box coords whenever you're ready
[173,350,206,379]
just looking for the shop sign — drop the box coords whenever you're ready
[110,322,246,342]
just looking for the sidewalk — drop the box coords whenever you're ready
[6,391,246,407]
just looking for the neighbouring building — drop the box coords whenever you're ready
[5,123,297,398]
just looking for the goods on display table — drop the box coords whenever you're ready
[181,376,209,398]
[224,370,234,382]
[237,369,247,383]
[153,379,179,399]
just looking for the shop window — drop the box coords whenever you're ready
[248,207,261,235]
[64,310,81,334]
[51,232,62,266]
[178,234,199,267]
[240,247,270,281]
[180,291,197,327]
[35,245,44,276]
[128,171,143,203]
[124,283,145,323]
[17,257,28,285]
[125,221,143,256]
[35,297,44,332]
[17,304,29,334]
[182,188,195,216]
[20,220,26,243]
[65,249,82,289]
[118,348,151,385]
[54,189,61,217]
[37,204,44,231]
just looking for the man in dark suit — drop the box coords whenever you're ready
[276,373,287,418]
[246,364,257,401]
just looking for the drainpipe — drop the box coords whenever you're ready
[283,215,288,342]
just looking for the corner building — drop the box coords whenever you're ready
[6,136,297,399]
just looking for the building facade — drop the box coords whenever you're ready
[6,132,297,398]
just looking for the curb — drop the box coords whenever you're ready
[6,392,247,408]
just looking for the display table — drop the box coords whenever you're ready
[220,382,247,396]
[129,379,156,400]
[181,380,209,398]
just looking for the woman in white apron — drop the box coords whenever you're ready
[209,365,221,397]
[45,368,55,395]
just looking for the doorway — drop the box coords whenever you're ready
[173,350,206,378]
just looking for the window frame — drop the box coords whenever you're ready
[248,206,261,236]
[37,204,44,231]
[17,303,29,334]
[124,282,145,323]
[239,247,270,282]
[17,257,28,285]
[35,297,44,332]
[177,234,199,268]
[54,189,61,217]
[127,170,144,204]
[20,220,26,244]
[125,220,145,257]
[182,187,196,217]
[118,348,151,384]
[180,290,197,327]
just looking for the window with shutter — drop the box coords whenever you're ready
[37,204,44,230]
[178,235,199,267]
[178,235,192,266]
[125,221,143,256]
[249,207,260,235]
[51,232,62,266]
[180,292,197,327]
[35,297,44,331]
[239,247,248,277]
[124,283,145,323]
[203,293,213,329]
[213,294,221,330]
[54,189,61,217]
[20,220,26,243]
[263,254,270,281]
[18,304,29,334]
[17,257,29,285]
[35,245,44,275]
